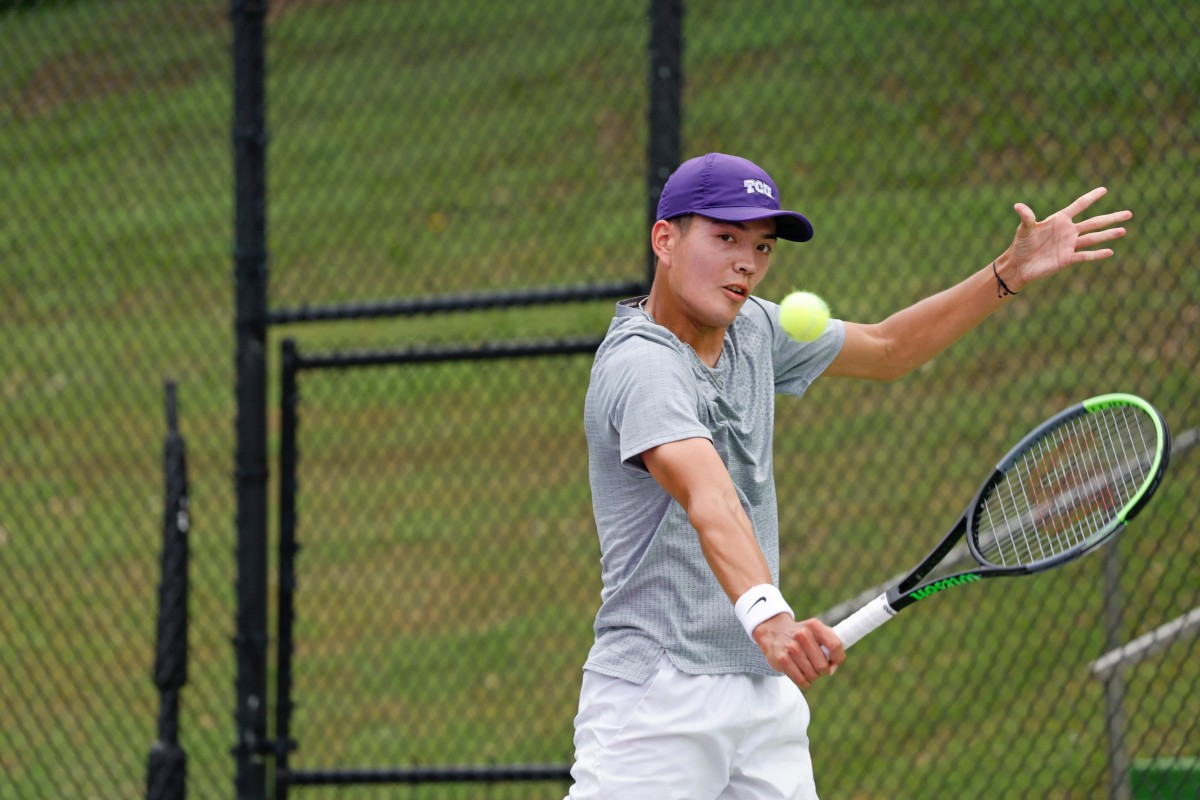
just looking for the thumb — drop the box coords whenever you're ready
[1014,202,1037,228]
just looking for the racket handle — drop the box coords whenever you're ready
[829,593,897,652]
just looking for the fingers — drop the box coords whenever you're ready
[1070,213,1129,261]
[817,626,847,669]
[1005,186,1130,285]
[776,642,823,687]
[1071,248,1115,263]
[781,621,843,689]
[780,661,814,690]
[1062,185,1109,218]
[1077,208,1133,233]
[1013,202,1037,227]
[1018,191,1132,229]
[756,618,849,689]
[1076,227,1127,250]
[798,628,832,675]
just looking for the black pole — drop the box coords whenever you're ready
[146,381,191,800]
[231,0,270,797]
[273,340,300,800]
[646,0,684,285]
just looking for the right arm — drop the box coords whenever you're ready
[641,436,845,688]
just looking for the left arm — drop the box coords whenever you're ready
[826,186,1132,381]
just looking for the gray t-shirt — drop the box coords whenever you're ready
[582,295,845,683]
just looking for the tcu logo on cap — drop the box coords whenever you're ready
[743,179,774,199]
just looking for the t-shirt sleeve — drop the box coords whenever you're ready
[594,337,713,473]
[745,296,845,396]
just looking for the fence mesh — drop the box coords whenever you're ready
[2,1,1198,798]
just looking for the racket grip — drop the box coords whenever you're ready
[828,593,896,652]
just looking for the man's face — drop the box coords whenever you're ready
[665,215,776,330]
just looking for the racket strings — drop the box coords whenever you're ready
[975,406,1157,568]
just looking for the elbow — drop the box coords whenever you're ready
[878,361,917,382]
[686,492,742,537]
[873,343,920,382]
[841,321,922,382]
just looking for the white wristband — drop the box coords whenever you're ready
[734,584,794,640]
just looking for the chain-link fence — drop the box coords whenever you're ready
[2,1,235,797]
[3,1,1198,798]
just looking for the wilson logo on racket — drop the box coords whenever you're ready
[906,573,981,601]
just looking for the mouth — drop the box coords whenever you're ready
[723,284,749,300]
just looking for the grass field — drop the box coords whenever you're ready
[2,0,1198,798]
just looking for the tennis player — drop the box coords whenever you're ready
[567,152,1131,799]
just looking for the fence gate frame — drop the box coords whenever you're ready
[230,1,683,796]
[273,338,603,796]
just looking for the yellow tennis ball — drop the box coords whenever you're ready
[779,291,830,342]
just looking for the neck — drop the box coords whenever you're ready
[642,293,726,368]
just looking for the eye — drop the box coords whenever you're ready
[719,233,736,243]
[757,242,773,255]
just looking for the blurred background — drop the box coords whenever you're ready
[2,1,1197,798]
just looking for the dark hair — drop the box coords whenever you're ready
[668,214,694,236]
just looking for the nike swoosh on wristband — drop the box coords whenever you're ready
[749,596,767,611]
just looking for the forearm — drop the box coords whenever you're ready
[831,253,1018,380]
[876,254,1018,373]
[641,438,774,604]
[639,439,845,683]
[830,187,1131,382]
[687,492,775,604]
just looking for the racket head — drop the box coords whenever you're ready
[966,393,1170,572]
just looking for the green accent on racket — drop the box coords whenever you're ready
[830,393,1171,653]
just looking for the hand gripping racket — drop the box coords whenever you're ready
[831,393,1170,651]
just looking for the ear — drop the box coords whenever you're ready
[651,219,675,267]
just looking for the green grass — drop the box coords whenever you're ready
[2,0,1198,798]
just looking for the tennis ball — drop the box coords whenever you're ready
[779,291,830,342]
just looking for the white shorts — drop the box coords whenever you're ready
[565,654,817,800]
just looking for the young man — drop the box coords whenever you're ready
[567,152,1131,799]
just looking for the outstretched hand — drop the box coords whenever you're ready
[1006,187,1132,292]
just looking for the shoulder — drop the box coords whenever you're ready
[589,320,702,418]
[735,296,784,342]
[594,317,691,377]
[729,296,779,355]
[738,295,779,332]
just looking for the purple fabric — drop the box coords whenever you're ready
[656,152,814,242]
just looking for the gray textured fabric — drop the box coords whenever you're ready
[582,295,845,683]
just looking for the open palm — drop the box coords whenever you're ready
[1008,186,1132,290]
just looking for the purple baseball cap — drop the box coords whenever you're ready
[656,153,814,242]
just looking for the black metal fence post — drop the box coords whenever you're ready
[648,0,686,286]
[646,0,684,285]
[231,0,271,797]
[146,381,191,800]
[274,340,301,800]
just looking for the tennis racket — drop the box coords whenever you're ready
[831,392,1170,652]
